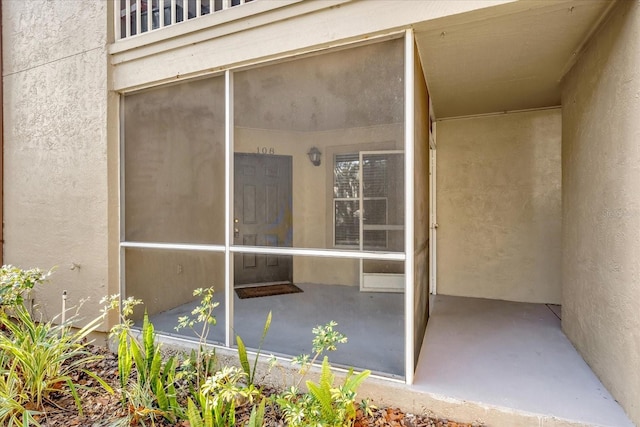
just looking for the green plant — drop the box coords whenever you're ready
[291,320,348,388]
[273,320,369,427]
[186,366,260,427]
[0,265,49,310]
[0,304,113,427]
[175,287,219,392]
[176,290,271,426]
[237,311,271,385]
[277,357,370,427]
[102,295,141,402]
[246,397,266,427]
[358,398,377,418]
[103,295,181,425]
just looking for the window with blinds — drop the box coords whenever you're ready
[334,152,403,250]
[334,154,360,247]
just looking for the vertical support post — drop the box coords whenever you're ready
[404,28,416,385]
[171,0,176,25]
[147,0,153,32]
[182,0,188,22]
[224,70,234,348]
[159,0,165,27]
[429,119,437,299]
[135,0,142,35]
[114,0,122,40]
[196,0,202,17]
[119,95,126,317]
[0,0,3,265]
[358,152,364,252]
[125,0,131,38]
[61,291,68,325]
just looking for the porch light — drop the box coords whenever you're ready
[307,146,322,166]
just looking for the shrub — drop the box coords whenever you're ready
[0,265,49,310]
[274,321,370,427]
[103,296,182,425]
[0,304,113,427]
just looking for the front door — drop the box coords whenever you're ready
[234,153,293,286]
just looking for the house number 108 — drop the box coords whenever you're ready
[257,147,275,154]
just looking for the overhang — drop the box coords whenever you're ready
[414,0,615,119]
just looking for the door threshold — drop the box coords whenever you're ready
[234,281,292,289]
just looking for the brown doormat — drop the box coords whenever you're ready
[235,283,303,299]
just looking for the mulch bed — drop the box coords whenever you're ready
[37,345,480,427]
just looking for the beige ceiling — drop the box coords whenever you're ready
[414,0,614,119]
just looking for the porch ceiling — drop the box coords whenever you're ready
[414,0,614,119]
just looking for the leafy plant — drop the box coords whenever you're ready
[291,320,348,388]
[176,289,271,426]
[359,398,377,418]
[273,320,369,427]
[103,295,181,424]
[277,356,370,427]
[237,310,271,385]
[175,287,219,392]
[0,265,49,310]
[186,366,260,427]
[0,303,113,427]
[247,397,266,427]
[102,295,142,401]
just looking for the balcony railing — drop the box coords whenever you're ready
[116,0,255,40]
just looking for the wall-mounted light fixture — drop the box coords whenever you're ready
[307,146,322,166]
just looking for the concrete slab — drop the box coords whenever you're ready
[412,295,633,427]
[150,291,633,426]
[149,282,405,377]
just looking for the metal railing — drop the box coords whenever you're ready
[115,0,255,40]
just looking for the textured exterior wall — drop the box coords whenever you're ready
[437,109,562,303]
[2,1,112,327]
[235,125,403,286]
[561,1,640,424]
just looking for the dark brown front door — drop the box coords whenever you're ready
[234,153,292,286]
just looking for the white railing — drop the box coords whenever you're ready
[115,0,255,40]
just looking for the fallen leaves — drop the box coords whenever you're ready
[37,345,481,427]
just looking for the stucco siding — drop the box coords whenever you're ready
[561,0,640,424]
[3,0,106,76]
[436,109,562,304]
[2,1,111,326]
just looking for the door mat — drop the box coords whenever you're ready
[235,283,303,299]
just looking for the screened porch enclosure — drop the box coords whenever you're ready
[121,33,430,380]
[147,263,405,377]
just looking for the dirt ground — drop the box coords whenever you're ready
[36,346,480,427]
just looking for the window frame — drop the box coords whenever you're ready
[330,146,404,251]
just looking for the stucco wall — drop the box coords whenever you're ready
[561,1,640,424]
[436,109,562,304]
[2,1,112,327]
[235,124,404,286]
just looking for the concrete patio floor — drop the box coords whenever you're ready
[411,295,633,427]
[149,282,405,376]
[149,288,633,426]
